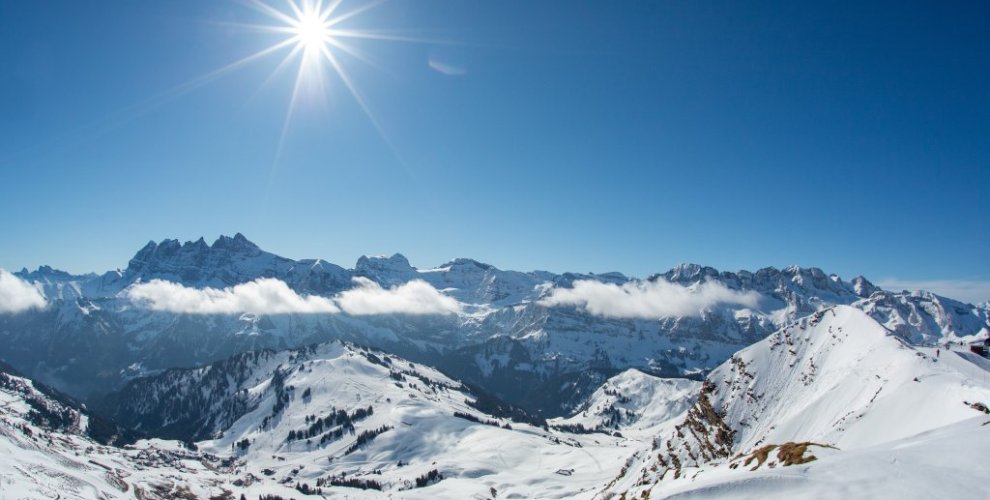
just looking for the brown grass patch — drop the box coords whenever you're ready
[741,444,777,470]
[738,441,836,471]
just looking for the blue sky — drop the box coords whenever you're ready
[1,1,988,301]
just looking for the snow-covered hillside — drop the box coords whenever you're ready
[550,369,699,433]
[644,416,990,500]
[604,306,990,498]
[0,342,614,498]
[0,363,234,499]
[97,340,651,498]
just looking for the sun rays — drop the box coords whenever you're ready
[236,0,385,138]
[212,0,407,196]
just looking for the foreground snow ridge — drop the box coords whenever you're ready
[606,306,990,499]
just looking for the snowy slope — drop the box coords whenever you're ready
[651,416,990,500]
[710,306,990,450]
[551,369,699,433]
[100,340,645,499]
[604,306,990,498]
[1,342,640,499]
[0,365,235,499]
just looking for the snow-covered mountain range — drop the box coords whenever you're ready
[2,234,987,419]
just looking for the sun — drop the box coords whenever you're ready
[291,7,331,53]
[176,0,423,162]
[235,0,393,99]
[218,0,416,165]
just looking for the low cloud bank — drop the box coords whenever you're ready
[126,278,340,315]
[540,279,761,319]
[0,269,48,313]
[336,277,463,315]
[125,277,462,316]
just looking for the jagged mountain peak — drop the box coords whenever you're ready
[116,233,292,289]
[666,262,720,281]
[553,270,628,288]
[133,232,257,254]
[210,232,260,252]
[850,274,878,297]
[663,263,835,284]
[782,264,827,275]
[15,265,83,281]
[130,233,262,262]
[354,253,416,286]
[441,257,496,271]
[780,265,837,288]
[355,252,412,269]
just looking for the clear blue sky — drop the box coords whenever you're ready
[1,1,987,299]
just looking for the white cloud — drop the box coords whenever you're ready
[336,277,462,315]
[876,279,990,305]
[428,55,467,76]
[125,277,462,316]
[0,269,48,313]
[539,279,761,319]
[126,278,340,315]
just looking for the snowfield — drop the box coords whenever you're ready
[649,416,990,500]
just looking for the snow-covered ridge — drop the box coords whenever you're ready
[550,369,699,434]
[605,305,990,498]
